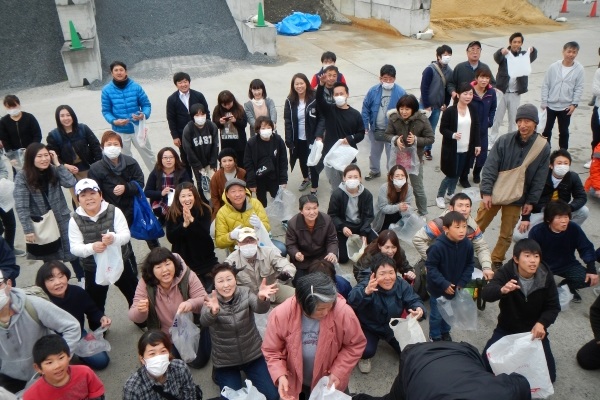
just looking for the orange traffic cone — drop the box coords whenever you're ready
[589,0,598,17]
[561,0,569,13]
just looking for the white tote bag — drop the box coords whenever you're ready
[506,51,532,78]
[323,140,358,171]
[389,316,426,350]
[307,140,324,167]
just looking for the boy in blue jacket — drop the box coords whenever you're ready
[426,211,474,341]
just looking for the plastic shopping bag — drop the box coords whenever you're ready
[537,109,546,134]
[93,241,124,286]
[0,178,15,211]
[134,118,148,147]
[323,140,359,171]
[256,223,281,256]
[221,379,267,400]
[558,285,573,310]
[390,213,426,246]
[389,316,426,350]
[307,140,324,167]
[4,148,25,170]
[487,332,554,398]
[131,181,165,240]
[506,51,532,77]
[265,188,297,222]
[346,234,366,262]
[309,376,351,400]
[389,145,419,175]
[169,313,200,363]
[74,327,111,357]
[437,289,478,331]
[254,309,272,339]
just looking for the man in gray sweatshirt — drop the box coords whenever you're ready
[541,41,585,150]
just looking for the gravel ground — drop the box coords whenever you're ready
[0,0,65,91]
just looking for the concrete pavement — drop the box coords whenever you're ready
[7,6,600,398]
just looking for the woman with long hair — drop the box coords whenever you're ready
[243,78,277,135]
[14,142,83,280]
[284,73,324,194]
[165,182,217,288]
[46,105,103,207]
[372,165,413,233]
[212,90,248,163]
[353,229,414,282]
[144,147,192,225]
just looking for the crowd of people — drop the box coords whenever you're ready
[0,33,599,400]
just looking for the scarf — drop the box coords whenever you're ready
[152,172,175,215]
[102,155,126,176]
[113,77,129,89]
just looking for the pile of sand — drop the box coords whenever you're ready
[430,0,558,36]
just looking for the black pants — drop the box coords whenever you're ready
[543,108,572,149]
[0,208,16,249]
[256,177,279,208]
[84,247,139,317]
[337,227,378,264]
[178,144,194,183]
[591,106,600,157]
[171,326,212,369]
[0,373,27,394]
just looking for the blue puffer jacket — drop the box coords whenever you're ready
[101,79,152,134]
[348,277,425,340]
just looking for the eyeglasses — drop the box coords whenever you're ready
[162,156,175,160]
[468,48,481,53]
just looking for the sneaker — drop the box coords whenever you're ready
[424,150,433,160]
[78,278,86,289]
[441,332,453,342]
[298,179,311,191]
[572,290,582,303]
[310,190,318,196]
[436,197,446,209]
[584,160,592,169]
[429,336,442,342]
[364,172,381,181]
[13,248,25,257]
[459,179,471,188]
[419,215,427,222]
[358,358,371,374]
[444,193,453,202]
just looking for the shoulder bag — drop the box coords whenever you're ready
[26,191,61,256]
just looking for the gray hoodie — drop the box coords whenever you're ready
[340,182,364,224]
[541,60,585,110]
[0,288,80,381]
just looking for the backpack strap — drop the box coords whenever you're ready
[431,62,447,87]
[178,267,191,301]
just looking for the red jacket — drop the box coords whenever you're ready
[262,294,366,396]
[585,142,600,192]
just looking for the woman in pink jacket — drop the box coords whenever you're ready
[128,247,210,369]
[262,272,366,399]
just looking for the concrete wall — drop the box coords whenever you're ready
[225,0,277,56]
[527,0,563,19]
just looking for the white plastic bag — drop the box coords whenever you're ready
[256,223,282,256]
[169,313,200,363]
[558,285,573,310]
[506,51,532,78]
[487,332,554,398]
[134,118,148,147]
[265,188,297,222]
[308,376,351,400]
[74,327,111,357]
[307,140,324,167]
[389,145,419,175]
[4,148,25,170]
[346,234,366,262]
[436,289,478,331]
[537,109,547,134]
[323,140,359,171]
[389,316,426,350]
[167,188,175,207]
[254,309,272,339]
[390,213,426,246]
[93,241,124,286]
[221,379,267,400]
[0,178,15,211]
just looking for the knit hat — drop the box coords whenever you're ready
[218,148,237,163]
[515,104,539,124]
[225,178,246,192]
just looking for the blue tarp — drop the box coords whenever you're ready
[276,12,322,36]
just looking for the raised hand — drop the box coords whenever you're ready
[206,290,220,315]
[258,278,278,301]
[365,273,379,295]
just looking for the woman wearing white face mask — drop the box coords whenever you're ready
[243,116,288,207]
[182,103,219,192]
[243,79,277,136]
[0,94,42,154]
[372,165,414,233]
[327,164,377,264]
[123,330,203,400]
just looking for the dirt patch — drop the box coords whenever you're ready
[345,16,403,38]
[430,0,559,38]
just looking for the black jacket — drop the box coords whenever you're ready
[88,155,145,225]
[243,134,288,188]
[493,47,538,94]
[531,170,587,214]
[181,120,219,170]
[283,96,325,170]
[448,61,496,95]
[327,186,374,237]
[0,112,42,151]
[439,104,481,177]
[482,261,560,334]
[166,89,210,139]
[46,124,103,170]
[144,168,192,201]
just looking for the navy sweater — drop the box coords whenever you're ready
[425,234,474,298]
[529,221,597,274]
[48,285,104,331]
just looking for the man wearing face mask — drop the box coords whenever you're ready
[225,227,296,304]
[316,76,365,190]
[362,64,406,181]
[490,33,537,148]
[182,104,219,192]
[0,95,42,153]
[448,41,496,103]
[513,149,588,242]
[0,269,80,394]
[420,45,453,161]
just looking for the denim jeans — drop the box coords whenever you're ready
[428,295,451,339]
[215,356,279,400]
[437,152,468,197]
[424,108,442,152]
[543,107,572,149]
[78,330,110,370]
